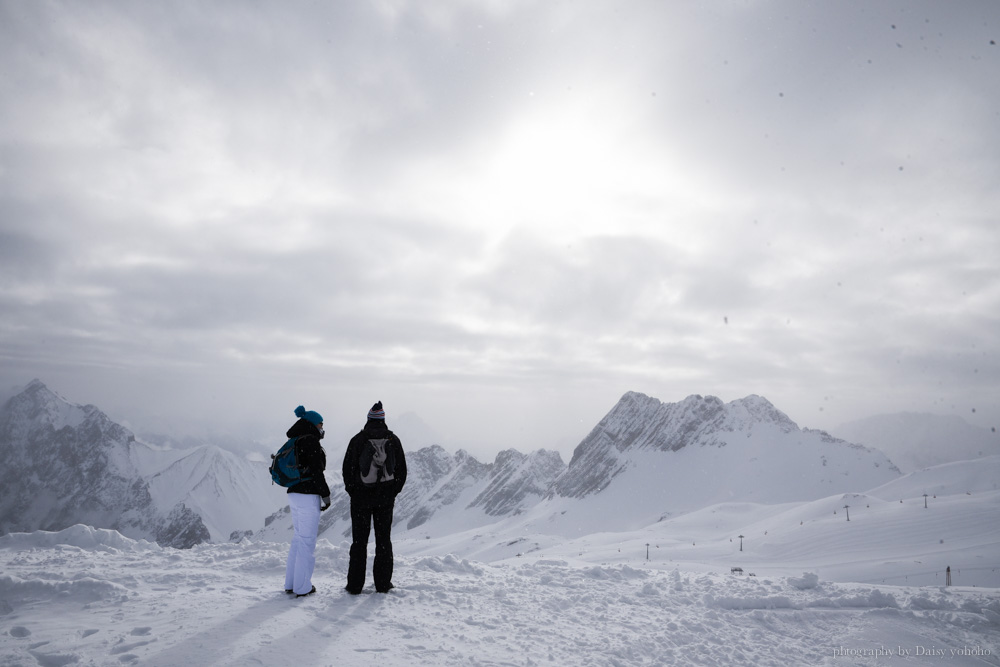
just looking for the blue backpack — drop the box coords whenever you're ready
[270,437,312,487]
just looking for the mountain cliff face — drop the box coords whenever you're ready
[407,449,493,528]
[553,392,798,498]
[468,449,566,516]
[0,381,209,548]
[549,391,900,520]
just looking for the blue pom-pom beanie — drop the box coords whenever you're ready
[368,401,385,420]
[294,405,324,426]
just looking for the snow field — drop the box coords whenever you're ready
[398,484,1000,589]
[2,527,999,667]
[3,460,999,665]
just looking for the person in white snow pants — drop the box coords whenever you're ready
[282,405,332,598]
[285,492,321,595]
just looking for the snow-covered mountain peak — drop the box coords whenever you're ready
[493,448,524,468]
[567,391,789,469]
[0,381,209,548]
[606,392,726,444]
[0,380,134,465]
[552,390,899,509]
[410,444,455,480]
[451,449,489,476]
[0,379,101,438]
[722,395,798,433]
[525,447,565,467]
[144,443,277,542]
[467,448,566,517]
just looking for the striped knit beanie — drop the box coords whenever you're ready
[368,401,385,420]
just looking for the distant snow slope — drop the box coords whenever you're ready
[865,456,1000,500]
[403,457,1000,590]
[834,412,1000,473]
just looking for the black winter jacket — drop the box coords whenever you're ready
[342,420,406,507]
[285,418,331,499]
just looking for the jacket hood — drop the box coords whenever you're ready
[363,419,390,436]
[287,418,323,439]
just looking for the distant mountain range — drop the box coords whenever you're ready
[258,391,903,542]
[3,380,995,549]
[833,413,1000,473]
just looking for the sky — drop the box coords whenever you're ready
[1,0,998,461]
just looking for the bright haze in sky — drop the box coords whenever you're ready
[1,1,998,460]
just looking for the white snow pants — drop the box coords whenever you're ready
[284,492,321,595]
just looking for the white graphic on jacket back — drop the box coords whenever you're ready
[359,438,396,486]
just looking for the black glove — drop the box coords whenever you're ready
[321,497,331,511]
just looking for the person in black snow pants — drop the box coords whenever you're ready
[284,406,332,598]
[343,401,406,594]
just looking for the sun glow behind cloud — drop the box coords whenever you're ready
[392,88,710,249]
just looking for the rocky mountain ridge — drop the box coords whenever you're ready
[552,392,801,498]
[259,391,905,541]
[262,443,568,542]
[0,380,209,548]
[5,381,956,548]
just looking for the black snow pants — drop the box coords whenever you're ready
[347,501,394,592]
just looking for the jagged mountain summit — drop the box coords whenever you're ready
[553,392,798,498]
[469,448,566,516]
[538,391,902,533]
[0,380,209,548]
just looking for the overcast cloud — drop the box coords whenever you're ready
[1,0,998,460]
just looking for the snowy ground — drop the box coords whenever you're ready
[3,502,999,667]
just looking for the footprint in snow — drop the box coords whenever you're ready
[28,650,80,667]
